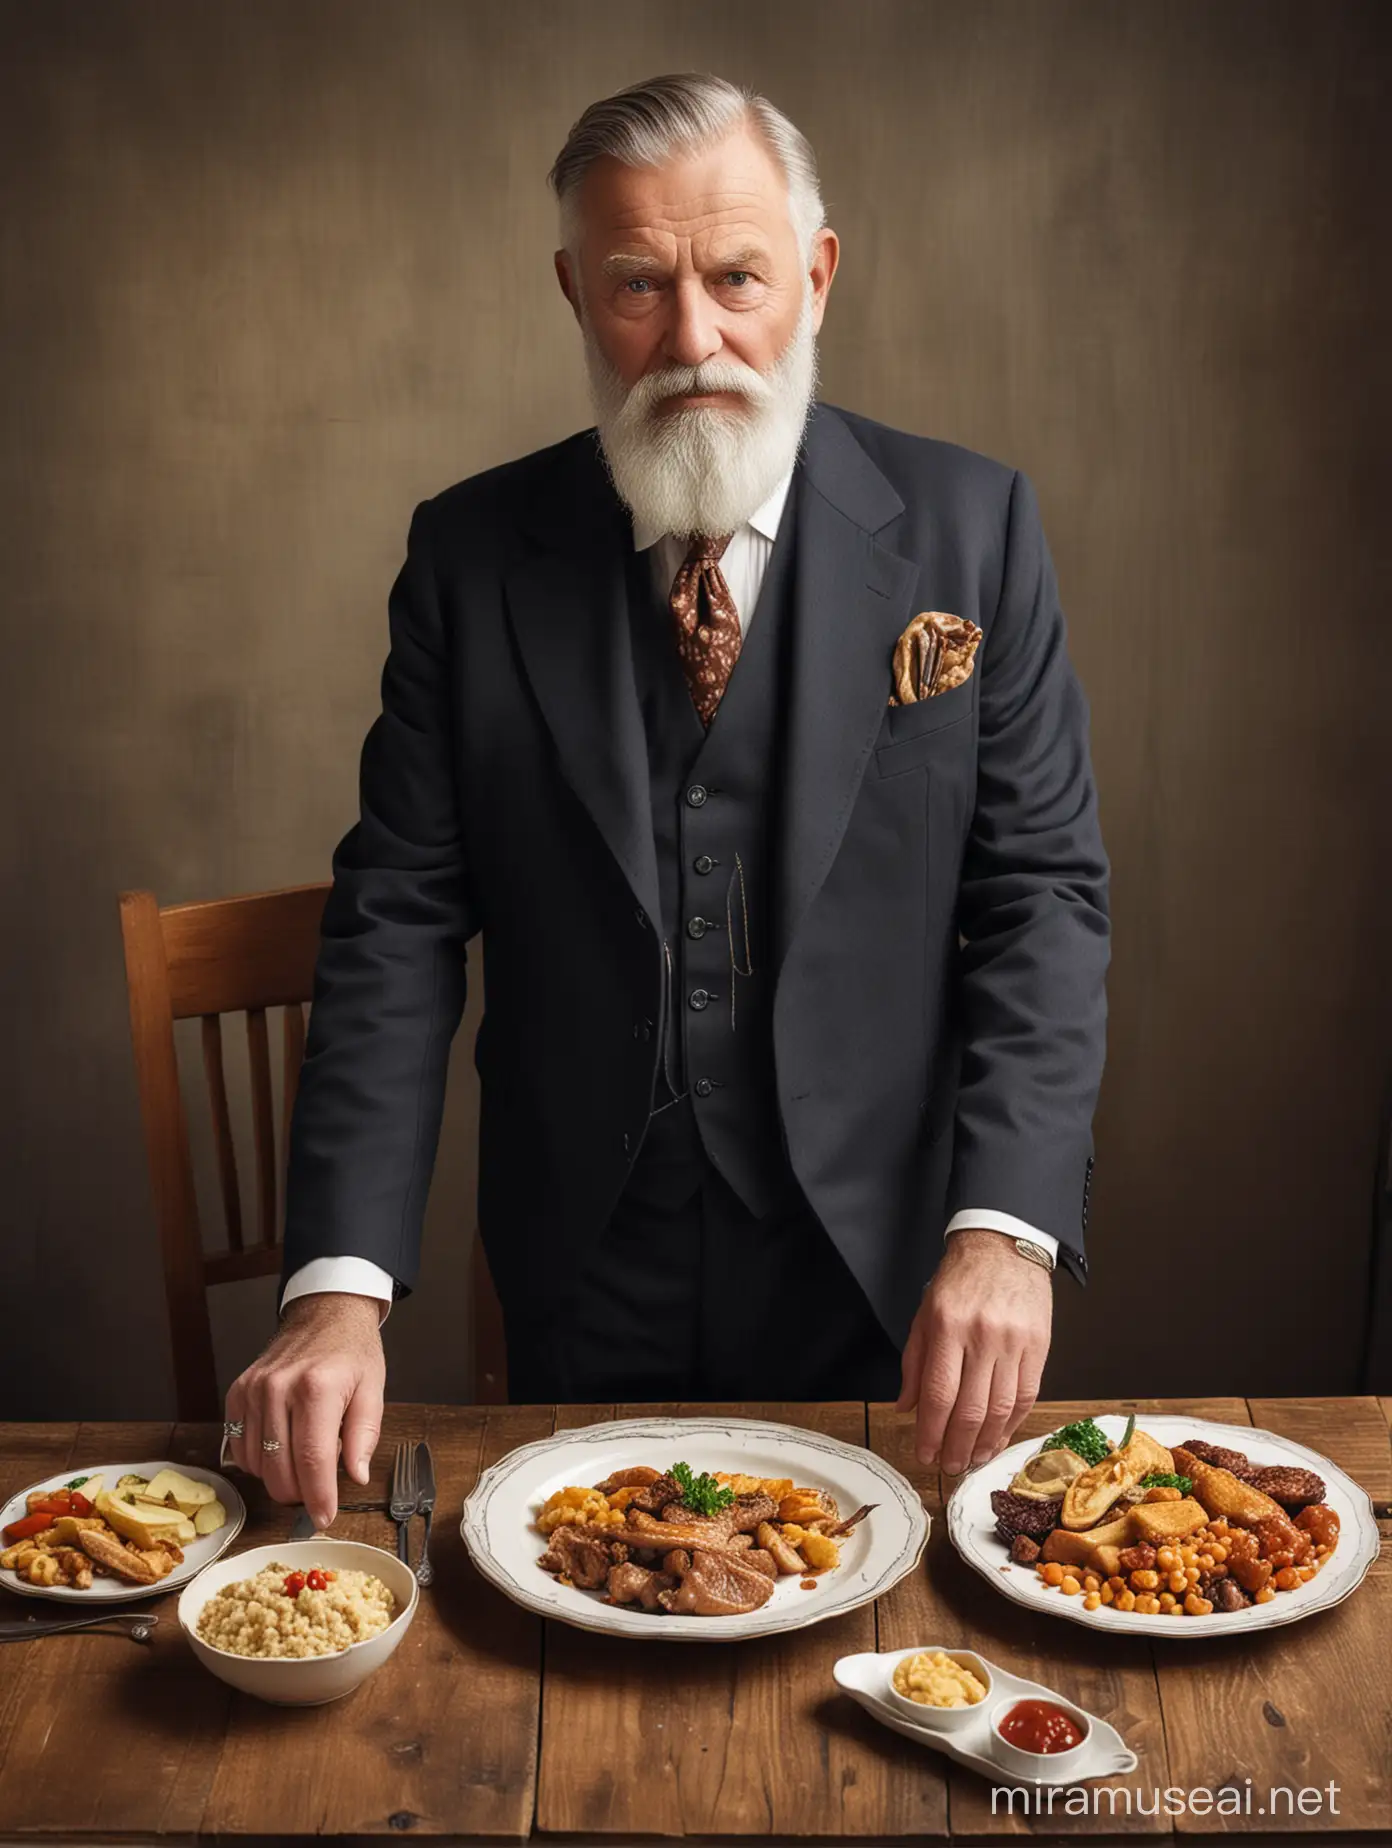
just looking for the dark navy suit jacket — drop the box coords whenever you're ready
[281,400,1111,1348]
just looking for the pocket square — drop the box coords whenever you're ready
[888,611,982,705]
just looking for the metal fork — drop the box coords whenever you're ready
[0,1611,159,1644]
[389,1440,419,1568]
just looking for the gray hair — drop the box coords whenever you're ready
[548,73,826,264]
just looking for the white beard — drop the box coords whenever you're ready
[582,282,819,539]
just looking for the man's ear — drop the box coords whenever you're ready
[554,251,582,325]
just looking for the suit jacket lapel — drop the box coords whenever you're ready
[772,403,921,980]
[503,434,662,929]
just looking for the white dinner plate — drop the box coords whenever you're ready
[947,1414,1379,1640]
[460,1415,929,1641]
[0,1459,246,1604]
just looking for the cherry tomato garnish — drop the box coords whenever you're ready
[282,1571,307,1598]
[305,1569,329,1591]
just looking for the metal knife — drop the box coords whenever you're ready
[414,1441,436,1587]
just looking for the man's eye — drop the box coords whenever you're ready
[625,278,653,293]
[724,271,751,286]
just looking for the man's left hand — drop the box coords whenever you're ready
[895,1228,1052,1474]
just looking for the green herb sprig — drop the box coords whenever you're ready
[1140,1471,1193,1494]
[1041,1418,1112,1467]
[669,1461,735,1518]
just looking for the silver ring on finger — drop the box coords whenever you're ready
[223,1419,245,1439]
[261,1437,283,1455]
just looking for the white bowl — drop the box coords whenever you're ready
[883,1645,994,1731]
[177,1539,418,1706]
[988,1691,1092,1779]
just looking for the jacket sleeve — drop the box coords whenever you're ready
[944,468,1111,1279]
[281,496,475,1299]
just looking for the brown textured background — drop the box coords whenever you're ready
[2,0,1387,1417]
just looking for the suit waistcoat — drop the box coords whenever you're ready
[619,470,803,1220]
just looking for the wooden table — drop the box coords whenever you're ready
[1,1399,1388,1845]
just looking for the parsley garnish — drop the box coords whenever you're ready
[1140,1471,1193,1494]
[1041,1418,1112,1467]
[669,1461,735,1518]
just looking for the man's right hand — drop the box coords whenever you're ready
[225,1292,386,1530]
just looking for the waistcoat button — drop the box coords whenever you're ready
[693,1076,714,1097]
[686,784,708,808]
[688,989,710,1011]
[693,855,715,874]
[686,916,710,940]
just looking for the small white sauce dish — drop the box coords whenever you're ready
[177,1538,418,1706]
[988,1691,1092,1780]
[882,1643,994,1731]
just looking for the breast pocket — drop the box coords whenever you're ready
[874,677,976,778]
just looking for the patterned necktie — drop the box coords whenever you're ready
[668,532,740,728]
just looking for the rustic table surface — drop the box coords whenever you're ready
[0,1398,1388,1846]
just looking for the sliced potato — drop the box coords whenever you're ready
[193,1497,227,1536]
[144,1468,215,1514]
[100,1492,187,1549]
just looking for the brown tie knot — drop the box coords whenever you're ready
[681,532,733,568]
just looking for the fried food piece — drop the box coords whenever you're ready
[1126,1497,1209,1544]
[49,1515,107,1545]
[1062,1431,1173,1530]
[757,1522,805,1575]
[1040,1526,1124,1579]
[1171,1449,1284,1528]
[591,1467,661,1494]
[21,1550,61,1586]
[715,1473,795,1501]
[76,1527,172,1585]
[1010,1533,1042,1565]
[51,1547,94,1590]
[778,1489,839,1528]
[798,1531,841,1572]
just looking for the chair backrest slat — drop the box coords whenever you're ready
[200,1013,243,1252]
[244,1006,278,1247]
[281,1002,306,1199]
[118,890,220,1419]
[120,880,507,1413]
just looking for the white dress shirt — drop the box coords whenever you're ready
[279,468,1056,1321]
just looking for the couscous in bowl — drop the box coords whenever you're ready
[178,1539,418,1705]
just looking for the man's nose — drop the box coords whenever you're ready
[663,280,722,371]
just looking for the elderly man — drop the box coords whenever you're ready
[225,73,1109,1530]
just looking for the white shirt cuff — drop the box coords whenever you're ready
[279,1256,395,1324]
[944,1211,1061,1266]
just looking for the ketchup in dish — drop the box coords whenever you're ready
[997,1699,1086,1754]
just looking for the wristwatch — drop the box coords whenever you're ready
[1013,1237,1056,1273]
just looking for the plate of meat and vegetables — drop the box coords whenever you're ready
[0,1461,244,1603]
[461,1415,929,1640]
[947,1412,1378,1639]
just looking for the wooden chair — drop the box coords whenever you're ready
[118,882,506,1418]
